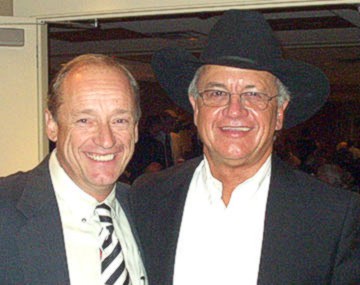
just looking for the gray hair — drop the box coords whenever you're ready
[275,78,290,106]
[48,54,141,122]
[188,65,291,107]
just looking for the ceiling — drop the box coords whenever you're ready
[48,4,360,103]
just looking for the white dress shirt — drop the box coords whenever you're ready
[49,150,147,285]
[173,156,271,285]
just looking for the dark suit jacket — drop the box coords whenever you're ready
[131,155,360,285]
[0,156,143,285]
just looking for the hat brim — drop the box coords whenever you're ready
[151,46,329,129]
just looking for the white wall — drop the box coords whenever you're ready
[14,0,360,18]
[0,17,47,176]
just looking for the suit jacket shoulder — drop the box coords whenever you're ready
[0,159,46,200]
[132,156,202,198]
[130,157,202,284]
[258,156,360,284]
[0,157,70,285]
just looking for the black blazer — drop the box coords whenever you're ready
[131,155,360,285]
[0,156,143,285]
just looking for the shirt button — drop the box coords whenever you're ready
[81,218,87,223]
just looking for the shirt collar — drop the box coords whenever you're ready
[49,149,117,220]
[202,157,223,201]
[201,155,272,204]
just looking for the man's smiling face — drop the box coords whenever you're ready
[190,65,288,172]
[46,64,138,200]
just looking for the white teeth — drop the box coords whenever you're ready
[86,153,115,162]
[222,126,251,131]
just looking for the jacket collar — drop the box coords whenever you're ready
[16,156,70,285]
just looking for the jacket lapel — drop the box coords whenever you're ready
[257,156,308,284]
[116,183,146,263]
[15,158,70,285]
[155,158,201,284]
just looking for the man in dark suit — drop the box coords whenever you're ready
[131,10,360,284]
[0,54,147,285]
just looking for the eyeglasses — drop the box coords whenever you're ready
[197,89,279,110]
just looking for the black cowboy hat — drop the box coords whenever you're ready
[151,10,330,129]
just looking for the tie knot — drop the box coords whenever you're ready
[95,203,113,227]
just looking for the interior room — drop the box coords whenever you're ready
[47,4,360,157]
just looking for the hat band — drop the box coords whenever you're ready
[217,56,257,64]
[200,55,275,73]
[202,55,257,66]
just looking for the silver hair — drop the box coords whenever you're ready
[275,78,291,106]
[188,65,291,107]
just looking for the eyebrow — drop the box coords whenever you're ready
[203,82,258,90]
[72,108,131,117]
[203,82,227,89]
[71,109,95,117]
[243,84,256,89]
[111,108,132,115]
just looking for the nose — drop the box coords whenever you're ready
[224,93,249,117]
[94,123,116,149]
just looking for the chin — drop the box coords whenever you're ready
[90,173,119,185]
[220,146,250,158]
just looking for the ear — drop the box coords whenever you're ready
[45,109,58,142]
[189,95,198,127]
[275,100,289,131]
[134,122,139,143]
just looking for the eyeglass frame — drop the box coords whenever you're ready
[196,89,280,110]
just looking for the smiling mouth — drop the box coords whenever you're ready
[221,126,251,131]
[86,153,115,162]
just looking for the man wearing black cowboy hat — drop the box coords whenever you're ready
[131,10,360,285]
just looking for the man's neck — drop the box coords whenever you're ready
[205,153,272,206]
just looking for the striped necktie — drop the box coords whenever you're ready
[95,203,131,285]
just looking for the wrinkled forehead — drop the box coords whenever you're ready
[197,64,278,88]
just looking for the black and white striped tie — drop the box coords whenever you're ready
[95,203,131,285]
